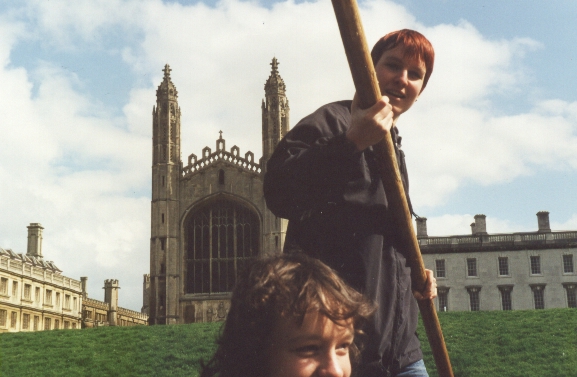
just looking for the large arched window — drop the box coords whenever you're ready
[185,199,260,294]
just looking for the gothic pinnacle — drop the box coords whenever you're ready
[264,57,286,95]
[163,64,172,80]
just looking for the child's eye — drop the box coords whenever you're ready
[386,63,401,70]
[409,70,423,80]
[336,342,351,356]
[294,345,320,356]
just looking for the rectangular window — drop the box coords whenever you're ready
[24,284,31,300]
[532,285,545,309]
[563,255,574,274]
[35,287,40,303]
[0,277,7,295]
[64,294,71,309]
[72,322,77,329]
[64,321,70,329]
[33,316,39,331]
[467,258,478,277]
[467,287,481,311]
[0,309,7,326]
[12,281,18,297]
[469,290,480,311]
[45,289,52,305]
[22,313,30,330]
[564,284,577,308]
[498,257,509,276]
[435,259,446,278]
[44,317,51,330]
[501,290,512,310]
[73,297,77,310]
[438,290,448,312]
[530,256,541,275]
[11,312,17,328]
[54,319,60,329]
[56,292,61,307]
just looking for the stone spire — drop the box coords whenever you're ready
[156,64,178,101]
[262,57,290,167]
[264,57,286,96]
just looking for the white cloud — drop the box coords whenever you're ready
[552,213,577,231]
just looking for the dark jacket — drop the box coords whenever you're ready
[264,100,423,375]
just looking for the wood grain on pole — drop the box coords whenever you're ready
[330,0,454,375]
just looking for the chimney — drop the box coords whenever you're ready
[536,211,551,232]
[27,223,44,259]
[473,214,487,235]
[416,217,428,238]
[81,277,88,299]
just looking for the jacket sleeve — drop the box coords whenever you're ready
[263,102,361,220]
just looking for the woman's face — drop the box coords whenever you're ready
[374,45,426,120]
[267,311,354,377]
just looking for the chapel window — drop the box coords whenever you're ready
[185,199,260,294]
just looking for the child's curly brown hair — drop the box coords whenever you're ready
[200,252,375,377]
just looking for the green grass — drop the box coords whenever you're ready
[0,322,222,377]
[1,309,575,377]
[418,308,577,377]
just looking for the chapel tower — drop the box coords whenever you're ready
[150,64,182,325]
[262,58,290,253]
[261,57,290,167]
[148,60,289,325]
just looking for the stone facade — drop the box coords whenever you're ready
[418,212,577,312]
[0,224,82,333]
[148,60,289,325]
[0,223,148,333]
[81,278,148,328]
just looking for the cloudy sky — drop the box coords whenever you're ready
[0,0,576,311]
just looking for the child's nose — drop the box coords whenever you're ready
[317,353,347,377]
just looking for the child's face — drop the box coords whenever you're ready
[267,311,354,377]
[374,44,426,120]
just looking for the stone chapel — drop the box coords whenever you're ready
[148,59,289,325]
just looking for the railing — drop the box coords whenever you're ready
[83,297,110,311]
[520,233,547,241]
[426,237,454,245]
[487,235,515,242]
[421,230,576,248]
[457,237,481,244]
[552,232,577,240]
[118,307,148,321]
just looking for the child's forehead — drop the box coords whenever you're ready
[275,311,353,338]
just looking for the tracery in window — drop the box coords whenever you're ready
[185,199,259,294]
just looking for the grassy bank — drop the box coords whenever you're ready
[1,308,575,376]
[418,308,576,377]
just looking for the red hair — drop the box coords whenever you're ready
[371,29,435,92]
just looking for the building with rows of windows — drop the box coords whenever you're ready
[418,212,577,312]
[0,223,148,333]
[0,223,83,332]
[148,61,288,325]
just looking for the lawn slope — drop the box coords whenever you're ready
[1,308,575,377]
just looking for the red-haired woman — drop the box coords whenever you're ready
[265,30,437,377]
